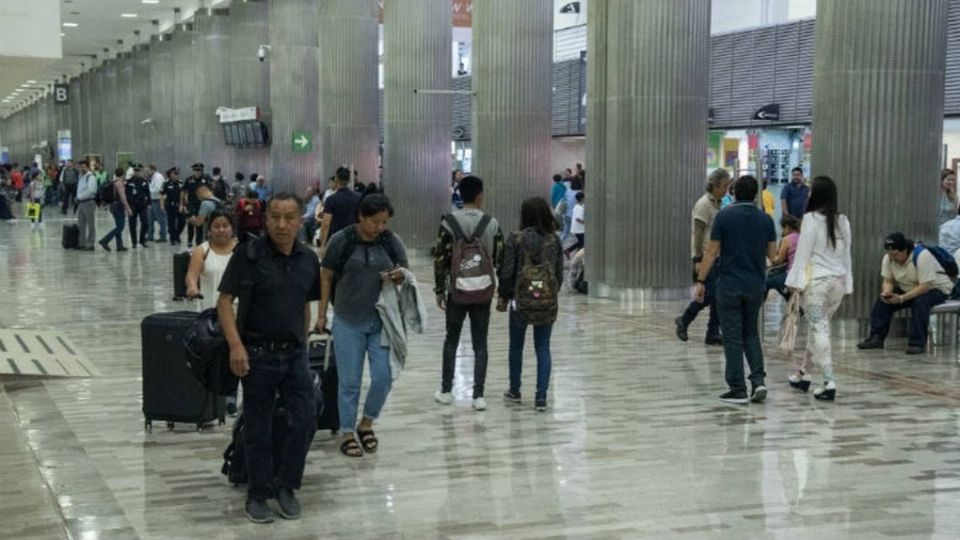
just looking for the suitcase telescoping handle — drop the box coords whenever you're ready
[308,331,333,371]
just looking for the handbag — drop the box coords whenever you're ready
[777,292,802,354]
[25,202,40,219]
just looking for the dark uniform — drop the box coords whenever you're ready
[125,174,151,248]
[183,171,212,246]
[161,177,183,245]
[218,235,320,503]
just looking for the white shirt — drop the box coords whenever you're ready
[149,171,165,198]
[940,216,960,255]
[571,203,585,234]
[785,212,853,293]
[198,241,234,311]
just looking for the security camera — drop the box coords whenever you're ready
[257,45,270,62]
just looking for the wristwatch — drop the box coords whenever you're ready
[695,278,706,285]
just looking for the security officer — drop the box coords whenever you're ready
[162,168,184,246]
[217,192,320,524]
[180,162,212,247]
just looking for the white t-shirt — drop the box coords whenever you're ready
[198,241,234,311]
[881,250,954,295]
[571,204,585,235]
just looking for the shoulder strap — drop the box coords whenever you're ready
[379,231,400,265]
[444,214,467,241]
[473,214,492,241]
[336,226,359,275]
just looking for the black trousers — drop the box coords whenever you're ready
[128,206,149,246]
[61,183,77,214]
[166,207,184,244]
[441,299,492,398]
[187,221,205,245]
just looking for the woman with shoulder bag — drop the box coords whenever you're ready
[784,176,853,401]
[497,197,565,412]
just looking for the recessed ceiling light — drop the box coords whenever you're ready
[62,22,78,27]
[26,80,36,83]
[121,13,138,18]
[142,0,160,3]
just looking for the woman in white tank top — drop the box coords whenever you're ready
[185,208,238,311]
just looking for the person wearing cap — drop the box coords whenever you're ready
[180,163,212,248]
[125,164,152,248]
[162,168,184,245]
[858,233,952,355]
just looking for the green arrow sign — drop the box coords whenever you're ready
[292,131,313,152]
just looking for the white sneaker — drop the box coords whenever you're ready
[472,397,487,411]
[434,391,453,405]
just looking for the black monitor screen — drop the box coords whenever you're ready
[251,122,264,145]
[242,123,257,146]
[222,124,233,145]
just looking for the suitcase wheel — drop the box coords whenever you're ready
[145,419,153,432]
[167,422,176,431]
[196,423,205,432]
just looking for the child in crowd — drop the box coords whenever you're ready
[565,192,586,257]
[27,173,45,230]
[767,215,801,299]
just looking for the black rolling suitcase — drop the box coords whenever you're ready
[62,224,79,249]
[142,311,226,431]
[173,251,191,300]
[309,334,339,433]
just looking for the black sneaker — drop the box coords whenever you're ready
[503,390,521,404]
[244,498,274,524]
[718,390,748,404]
[275,487,301,520]
[857,336,884,350]
[98,240,111,252]
[905,345,925,355]
[704,335,723,346]
[750,385,767,403]
[674,317,689,342]
[116,246,128,252]
[535,398,547,412]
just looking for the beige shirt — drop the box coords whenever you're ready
[881,251,954,295]
[690,192,721,258]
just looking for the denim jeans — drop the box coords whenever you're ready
[128,206,149,246]
[680,266,720,338]
[148,200,167,241]
[868,288,947,347]
[507,310,553,400]
[716,289,766,393]
[333,317,392,433]
[240,345,316,500]
[442,299,491,398]
[99,203,127,248]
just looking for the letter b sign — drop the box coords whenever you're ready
[54,84,69,104]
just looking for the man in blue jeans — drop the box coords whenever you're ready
[695,176,777,405]
[857,233,952,355]
[218,192,319,524]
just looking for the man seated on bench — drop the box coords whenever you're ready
[858,233,953,355]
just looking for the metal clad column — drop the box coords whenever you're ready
[149,35,174,168]
[131,45,152,165]
[269,0,321,194]
[229,0,270,179]
[472,0,553,233]
[813,0,948,317]
[88,67,104,156]
[318,0,379,183]
[103,60,119,167]
[69,77,83,161]
[78,74,91,156]
[383,0,452,247]
[172,25,195,170]
[194,10,232,175]
[117,53,134,160]
[587,0,711,292]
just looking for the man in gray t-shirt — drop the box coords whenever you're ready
[189,185,222,244]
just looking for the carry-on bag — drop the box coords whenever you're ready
[309,333,339,433]
[62,223,79,249]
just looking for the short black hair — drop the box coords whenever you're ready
[114,167,125,177]
[553,174,562,182]
[575,191,585,202]
[267,191,303,212]
[336,167,350,182]
[358,193,395,218]
[780,215,800,231]
[207,207,235,230]
[792,167,804,175]
[235,172,245,181]
[734,175,759,201]
[458,175,483,203]
[213,167,222,175]
[78,160,90,167]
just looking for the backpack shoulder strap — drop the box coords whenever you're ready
[444,213,467,241]
[473,214,492,241]
[336,226,359,275]
[913,244,925,266]
[380,230,400,265]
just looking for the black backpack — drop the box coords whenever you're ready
[97,180,116,206]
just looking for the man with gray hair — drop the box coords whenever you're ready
[675,168,731,345]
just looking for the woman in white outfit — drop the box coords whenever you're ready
[785,176,853,401]
[185,208,240,412]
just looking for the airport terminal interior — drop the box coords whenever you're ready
[3,0,960,538]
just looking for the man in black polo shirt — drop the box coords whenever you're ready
[317,166,361,255]
[180,162,212,248]
[217,192,320,524]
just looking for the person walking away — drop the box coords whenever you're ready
[236,191,265,243]
[211,167,228,201]
[75,161,99,251]
[60,160,79,215]
[694,175,777,405]
[27,173,45,230]
[780,167,810,220]
[676,169,731,345]
[550,174,567,209]
[784,176,852,401]
[856,233,952,355]
[302,187,321,244]
[433,176,505,411]
[146,164,167,243]
[188,184,223,243]
[217,193,320,524]
[98,169,131,252]
[181,163,212,248]
[766,215,801,300]
[498,197,564,412]
[317,194,408,458]
[230,173,247,204]
[562,176,583,241]
[939,168,958,226]
[125,164,152,249]
[317,167,361,256]
[564,192,586,257]
[162,168,184,246]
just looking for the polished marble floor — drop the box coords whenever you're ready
[2,212,960,539]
